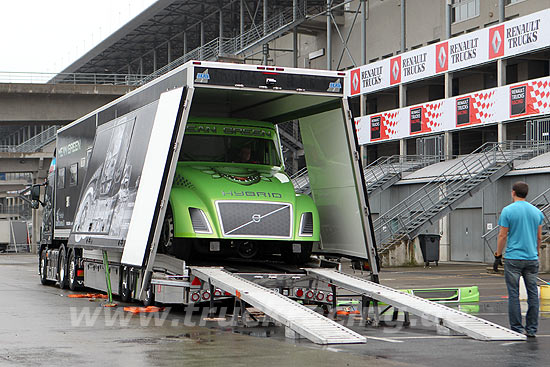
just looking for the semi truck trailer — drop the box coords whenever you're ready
[31,61,379,309]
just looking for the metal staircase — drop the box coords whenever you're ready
[374,141,550,253]
[364,155,440,197]
[12,126,58,153]
[290,155,439,196]
[481,186,550,252]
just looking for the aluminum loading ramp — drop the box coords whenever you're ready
[190,267,366,345]
[306,268,526,341]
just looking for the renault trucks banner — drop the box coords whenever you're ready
[355,76,550,144]
[347,8,550,97]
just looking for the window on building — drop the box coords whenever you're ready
[505,0,525,5]
[452,0,480,23]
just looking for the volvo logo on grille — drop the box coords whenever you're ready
[252,214,261,223]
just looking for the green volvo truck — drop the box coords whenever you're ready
[159,117,319,263]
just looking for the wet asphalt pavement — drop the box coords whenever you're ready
[1,253,550,367]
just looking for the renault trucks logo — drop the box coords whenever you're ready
[436,42,448,73]
[327,78,342,92]
[350,68,360,95]
[390,56,401,85]
[195,69,210,83]
[489,25,504,59]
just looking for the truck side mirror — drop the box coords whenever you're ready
[31,184,41,201]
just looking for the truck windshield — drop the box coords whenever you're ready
[180,134,281,166]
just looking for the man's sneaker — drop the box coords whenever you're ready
[525,332,536,338]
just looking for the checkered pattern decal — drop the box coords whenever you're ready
[422,101,444,132]
[382,111,400,139]
[471,90,497,124]
[529,79,550,115]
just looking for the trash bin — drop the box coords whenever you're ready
[417,234,440,267]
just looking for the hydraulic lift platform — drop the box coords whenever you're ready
[306,268,526,341]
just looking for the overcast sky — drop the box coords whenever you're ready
[0,0,157,74]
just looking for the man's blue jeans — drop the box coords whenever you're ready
[504,259,539,334]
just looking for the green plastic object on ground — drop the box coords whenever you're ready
[336,285,480,307]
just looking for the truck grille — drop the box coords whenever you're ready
[216,201,292,238]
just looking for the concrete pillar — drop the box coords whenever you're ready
[498,0,505,22]
[293,28,298,68]
[263,0,268,36]
[445,0,451,39]
[360,94,367,164]
[219,9,223,55]
[399,84,407,156]
[139,57,144,75]
[497,1,507,144]
[183,32,187,55]
[400,0,406,53]
[153,48,157,72]
[361,0,367,65]
[240,0,244,49]
[326,0,332,70]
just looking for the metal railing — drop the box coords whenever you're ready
[482,187,550,251]
[364,155,441,195]
[0,71,144,86]
[0,126,58,153]
[374,141,550,253]
[291,167,310,194]
[138,1,308,85]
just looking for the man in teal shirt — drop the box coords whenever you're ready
[496,181,544,337]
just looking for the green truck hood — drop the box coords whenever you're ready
[173,162,297,202]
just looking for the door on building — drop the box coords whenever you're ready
[527,118,550,141]
[450,208,483,262]
[416,134,444,159]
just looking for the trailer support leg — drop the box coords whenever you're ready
[102,251,117,307]
[208,281,216,318]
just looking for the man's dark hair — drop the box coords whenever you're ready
[512,181,529,198]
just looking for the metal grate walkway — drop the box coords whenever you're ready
[306,268,526,341]
[190,267,366,345]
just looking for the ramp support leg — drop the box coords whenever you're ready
[102,251,116,307]
[362,296,380,327]
[208,281,216,318]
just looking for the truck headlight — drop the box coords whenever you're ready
[189,208,212,234]
[299,212,313,237]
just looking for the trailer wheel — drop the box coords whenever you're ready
[143,285,155,307]
[159,206,175,255]
[120,266,131,302]
[39,250,52,285]
[68,250,80,291]
[58,246,69,289]
[281,242,313,265]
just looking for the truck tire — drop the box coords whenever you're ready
[39,250,52,285]
[58,246,69,289]
[119,266,131,302]
[281,242,313,265]
[143,285,155,307]
[159,205,192,261]
[159,206,175,256]
[68,250,80,291]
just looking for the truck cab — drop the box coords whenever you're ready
[160,117,319,263]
